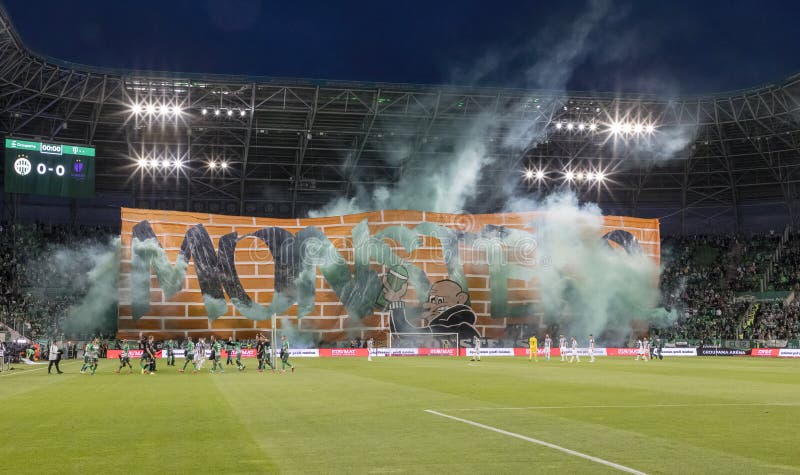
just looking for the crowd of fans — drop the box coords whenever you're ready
[0,221,115,340]
[657,232,799,343]
[1,221,799,347]
[769,233,800,290]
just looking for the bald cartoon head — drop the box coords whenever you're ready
[422,279,469,320]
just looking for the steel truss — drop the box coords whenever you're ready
[1,8,800,232]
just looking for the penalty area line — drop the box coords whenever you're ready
[425,409,647,475]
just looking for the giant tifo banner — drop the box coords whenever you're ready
[118,208,660,341]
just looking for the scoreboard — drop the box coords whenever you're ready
[4,137,95,198]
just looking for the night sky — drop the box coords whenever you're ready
[3,0,799,95]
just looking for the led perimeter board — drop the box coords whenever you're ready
[4,137,95,198]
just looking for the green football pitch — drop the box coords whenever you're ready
[1,356,798,474]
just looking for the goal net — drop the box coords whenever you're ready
[388,332,459,352]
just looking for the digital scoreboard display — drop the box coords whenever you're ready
[4,138,95,198]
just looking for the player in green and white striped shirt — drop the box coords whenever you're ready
[115,339,133,373]
[210,336,225,373]
[80,341,91,374]
[280,335,294,373]
[234,340,245,371]
[165,339,176,366]
[180,337,195,373]
[86,338,100,375]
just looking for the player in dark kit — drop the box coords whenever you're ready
[140,335,156,375]
[257,334,276,372]
[226,338,234,366]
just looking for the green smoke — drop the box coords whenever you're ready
[24,237,122,337]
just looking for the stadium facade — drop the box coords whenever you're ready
[1,7,800,235]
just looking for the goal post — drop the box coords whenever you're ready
[388,332,460,355]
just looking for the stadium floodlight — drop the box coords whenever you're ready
[586,171,595,181]
[131,104,143,114]
[170,159,178,168]
[564,170,575,181]
[145,104,156,114]
[227,109,234,117]
[214,109,221,116]
[173,105,182,115]
[622,123,633,134]
[202,108,208,115]
[147,159,157,168]
[578,123,586,131]
[589,123,597,131]
[220,161,229,169]
[576,171,585,181]
[240,110,247,117]
[609,122,622,134]
[645,124,655,133]
[535,170,545,180]
[208,161,218,169]
[633,123,644,134]
[596,171,605,181]
[136,158,146,168]
[555,122,563,130]
[160,160,169,168]
[524,169,535,180]
[566,122,574,131]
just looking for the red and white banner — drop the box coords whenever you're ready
[513,348,564,357]
[750,348,780,357]
[420,348,459,356]
[606,348,641,357]
[319,348,369,357]
[104,345,798,359]
[107,349,145,358]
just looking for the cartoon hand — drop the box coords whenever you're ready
[381,274,408,302]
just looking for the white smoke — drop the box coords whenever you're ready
[310,116,497,217]
[509,192,668,341]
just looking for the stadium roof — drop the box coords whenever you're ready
[1,6,800,233]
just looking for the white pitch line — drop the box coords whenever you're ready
[425,409,647,475]
[0,365,50,377]
[0,360,78,378]
[444,402,800,411]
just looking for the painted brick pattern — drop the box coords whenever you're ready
[118,208,660,341]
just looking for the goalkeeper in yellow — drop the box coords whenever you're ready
[528,335,538,362]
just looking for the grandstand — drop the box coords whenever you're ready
[1,6,800,234]
[1,6,799,474]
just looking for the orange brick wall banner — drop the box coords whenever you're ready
[118,208,660,341]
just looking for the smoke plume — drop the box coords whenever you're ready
[513,192,667,342]
[26,237,121,337]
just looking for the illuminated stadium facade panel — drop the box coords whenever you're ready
[1,7,800,233]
